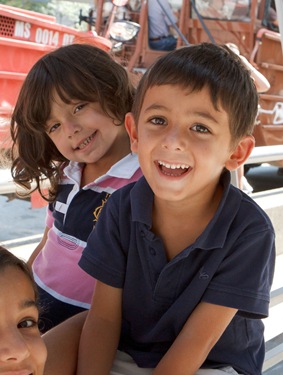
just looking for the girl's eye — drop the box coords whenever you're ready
[48,123,60,134]
[191,124,210,133]
[74,103,86,113]
[18,319,38,329]
[150,117,166,126]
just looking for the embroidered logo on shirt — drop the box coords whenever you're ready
[57,232,80,250]
[93,193,110,222]
[199,267,209,280]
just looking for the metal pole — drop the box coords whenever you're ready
[274,0,283,53]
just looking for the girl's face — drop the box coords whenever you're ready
[46,92,130,173]
[0,266,47,375]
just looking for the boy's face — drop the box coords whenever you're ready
[126,84,253,203]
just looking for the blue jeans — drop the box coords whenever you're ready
[149,35,177,51]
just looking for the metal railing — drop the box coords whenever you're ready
[231,145,283,187]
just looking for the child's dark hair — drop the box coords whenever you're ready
[11,44,135,201]
[132,43,258,143]
[0,246,38,303]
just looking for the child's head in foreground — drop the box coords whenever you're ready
[126,43,258,196]
[11,43,134,198]
[0,246,47,374]
[132,42,258,142]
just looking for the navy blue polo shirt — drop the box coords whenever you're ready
[79,171,275,375]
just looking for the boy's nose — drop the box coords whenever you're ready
[0,329,30,363]
[161,128,185,151]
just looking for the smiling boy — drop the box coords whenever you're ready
[77,43,275,375]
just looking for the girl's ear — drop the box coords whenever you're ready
[225,135,255,171]
[125,112,138,153]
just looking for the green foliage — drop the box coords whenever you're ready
[1,0,91,29]
[47,0,90,29]
[1,0,49,14]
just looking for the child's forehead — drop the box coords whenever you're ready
[141,84,221,112]
[0,266,35,299]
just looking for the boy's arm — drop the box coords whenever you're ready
[43,311,87,375]
[153,301,237,375]
[27,225,50,266]
[77,280,122,375]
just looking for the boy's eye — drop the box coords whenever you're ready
[191,124,210,133]
[150,117,166,126]
[18,319,38,329]
[48,123,60,134]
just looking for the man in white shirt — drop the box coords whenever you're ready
[148,0,177,51]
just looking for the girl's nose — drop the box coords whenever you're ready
[63,121,82,138]
[0,329,30,363]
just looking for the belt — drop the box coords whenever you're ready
[149,35,169,41]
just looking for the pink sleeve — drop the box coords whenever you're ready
[45,205,54,228]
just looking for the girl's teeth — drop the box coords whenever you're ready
[79,135,93,149]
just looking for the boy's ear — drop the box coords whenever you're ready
[225,135,255,171]
[125,112,138,153]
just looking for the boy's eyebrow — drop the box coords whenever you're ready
[143,104,167,113]
[194,111,220,125]
[144,104,221,125]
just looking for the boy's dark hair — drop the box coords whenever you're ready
[11,44,135,201]
[132,43,258,143]
[0,246,38,302]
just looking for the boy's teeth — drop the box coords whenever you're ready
[158,161,188,169]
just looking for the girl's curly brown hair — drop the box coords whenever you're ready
[11,44,135,201]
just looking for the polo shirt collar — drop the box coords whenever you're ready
[131,170,243,251]
[63,153,140,186]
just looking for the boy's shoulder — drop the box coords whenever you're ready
[107,176,152,221]
[110,176,149,204]
[228,183,274,232]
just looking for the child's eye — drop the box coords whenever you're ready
[74,103,87,113]
[48,123,60,134]
[18,319,38,329]
[191,124,210,133]
[150,117,166,126]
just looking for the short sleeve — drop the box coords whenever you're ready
[79,195,126,289]
[203,228,275,318]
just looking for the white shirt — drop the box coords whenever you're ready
[148,0,177,38]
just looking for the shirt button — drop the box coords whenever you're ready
[150,248,156,256]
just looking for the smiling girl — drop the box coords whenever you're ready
[10,44,142,332]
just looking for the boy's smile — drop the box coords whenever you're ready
[156,160,192,177]
[126,84,242,204]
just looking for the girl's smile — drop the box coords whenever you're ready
[75,131,97,151]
